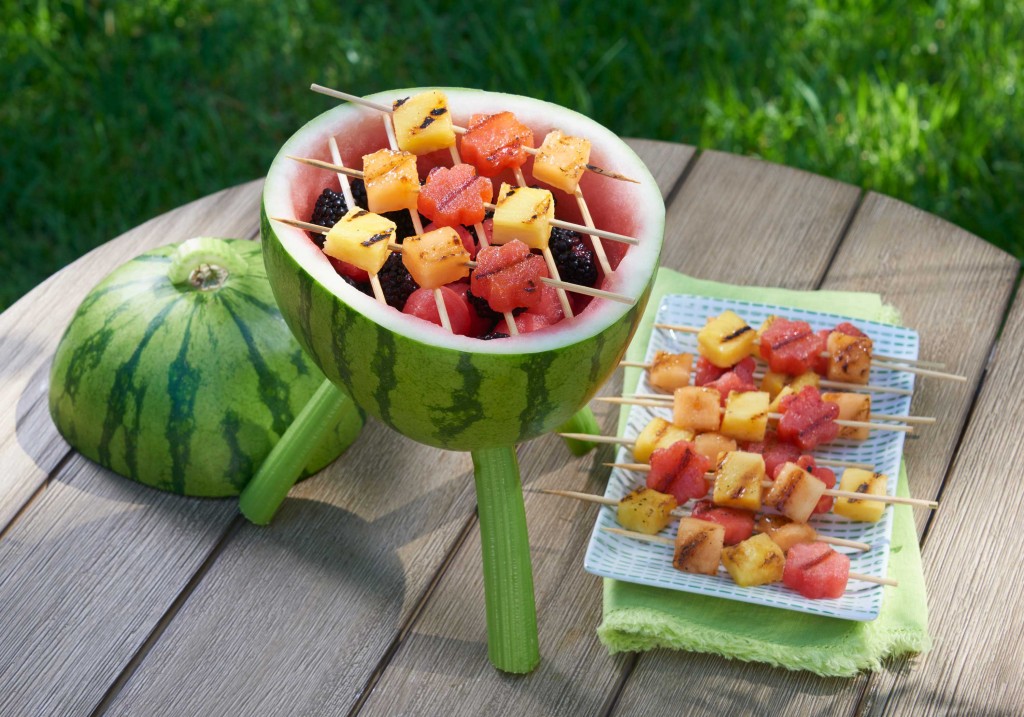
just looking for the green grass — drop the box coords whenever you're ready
[2,1,1021,311]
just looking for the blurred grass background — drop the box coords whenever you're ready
[2,1,1021,311]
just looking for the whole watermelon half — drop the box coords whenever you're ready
[48,237,365,497]
[262,88,665,451]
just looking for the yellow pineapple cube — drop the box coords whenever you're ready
[322,209,397,275]
[827,332,873,385]
[532,129,591,193]
[789,371,820,391]
[754,515,816,553]
[692,432,737,465]
[822,392,871,440]
[491,183,555,251]
[362,149,420,214]
[391,90,456,154]
[633,417,694,463]
[721,390,769,442]
[760,371,788,400]
[649,351,694,392]
[617,488,678,535]
[401,227,471,289]
[712,450,764,511]
[721,533,785,587]
[698,310,757,368]
[833,468,888,522]
[751,315,778,357]
[769,385,796,413]
[673,518,725,575]
[673,386,722,433]
[764,462,827,523]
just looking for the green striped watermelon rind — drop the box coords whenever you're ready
[49,239,365,497]
[262,88,665,451]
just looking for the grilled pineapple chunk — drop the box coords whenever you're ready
[362,149,420,214]
[649,351,694,392]
[760,371,788,400]
[633,417,694,463]
[673,386,722,433]
[721,390,769,442]
[764,462,827,523]
[401,227,471,289]
[692,432,737,465]
[755,515,816,552]
[673,518,725,575]
[617,488,678,535]
[532,129,591,193]
[391,90,456,154]
[822,392,871,440]
[721,533,785,587]
[322,208,397,274]
[712,450,764,511]
[751,315,778,357]
[789,371,820,391]
[698,310,757,368]
[491,183,555,251]
[833,468,887,522]
[826,332,873,384]
[769,385,796,413]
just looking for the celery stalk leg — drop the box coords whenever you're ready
[556,406,601,456]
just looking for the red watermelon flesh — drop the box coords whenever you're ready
[402,285,472,335]
[745,430,801,479]
[760,318,826,375]
[797,455,836,514]
[471,240,548,313]
[835,321,866,337]
[459,112,534,178]
[777,386,840,451]
[691,500,754,545]
[783,542,850,599]
[494,312,552,335]
[418,164,493,228]
[529,284,565,324]
[647,441,711,504]
[694,356,727,386]
[704,357,757,404]
[328,256,370,284]
[812,328,831,375]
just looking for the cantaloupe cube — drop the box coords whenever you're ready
[633,417,694,463]
[401,227,470,289]
[760,371,788,400]
[764,462,827,523]
[721,533,785,587]
[617,488,678,535]
[362,149,420,214]
[755,514,816,552]
[826,332,873,385]
[822,392,871,440]
[673,386,722,433]
[532,129,591,193]
[673,517,725,575]
[833,468,887,522]
[698,310,757,368]
[721,390,769,442]
[391,90,456,154]
[649,351,693,392]
[322,208,397,274]
[692,432,737,465]
[712,451,764,511]
[491,183,555,251]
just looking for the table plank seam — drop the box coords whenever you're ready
[661,148,703,212]
[813,188,867,290]
[0,448,74,541]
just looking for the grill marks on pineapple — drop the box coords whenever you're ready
[674,530,710,565]
[722,325,753,342]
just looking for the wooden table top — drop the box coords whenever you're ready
[2,140,1021,716]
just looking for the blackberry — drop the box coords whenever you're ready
[307,181,371,247]
[548,226,598,287]
[481,332,510,340]
[384,210,430,242]
[466,286,501,323]
[377,252,418,310]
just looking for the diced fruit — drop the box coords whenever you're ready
[548,227,598,287]
[362,149,420,214]
[698,311,757,368]
[470,239,548,312]
[533,129,591,193]
[692,432,737,465]
[768,385,796,413]
[705,357,757,405]
[322,208,397,275]
[694,356,726,386]
[633,417,695,463]
[764,462,827,523]
[783,542,850,599]
[492,312,553,335]
[721,533,785,587]
[402,286,472,335]
[528,283,566,324]
[822,391,871,440]
[673,386,722,432]
[752,316,778,356]
[401,227,471,289]
[617,488,678,535]
[742,430,800,479]
[760,318,826,375]
[491,183,555,251]
[649,351,694,392]
[721,390,770,442]
[833,468,888,522]
[712,450,764,511]
[426,221,477,259]
[797,454,836,514]
[418,164,493,228]
[826,332,873,384]
[673,518,725,576]
[754,514,817,552]
[789,371,820,391]
[391,90,457,154]
[647,441,711,504]
[691,500,754,545]
[777,386,840,451]
[760,371,788,399]
[459,112,534,177]
[835,321,867,337]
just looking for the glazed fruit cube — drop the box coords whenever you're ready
[777,386,840,451]
[712,450,764,511]
[391,90,456,154]
[721,390,769,442]
[789,371,820,391]
[401,227,471,289]
[633,417,695,463]
[673,386,722,433]
[470,240,548,312]
[617,488,678,535]
[752,316,778,356]
[322,208,397,275]
[768,385,795,413]
[755,514,817,552]
[649,351,694,392]
[532,129,591,193]
[764,462,827,523]
[418,164,493,228]
[822,391,871,440]
[460,112,534,177]
[826,331,873,384]
[760,371,788,399]
[691,500,755,545]
[783,542,850,599]
[692,432,737,465]
[647,441,711,504]
[721,533,785,587]
[833,468,888,522]
[673,517,725,575]
[491,183,555,251]
[361,149,420,214]
[760,318,825,375]
[697,310,757,368]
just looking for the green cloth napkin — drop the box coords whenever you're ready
[597,268,932,677]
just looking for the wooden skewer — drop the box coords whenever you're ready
[574,187,613,277]
[513,166,573,319]
[601,527,898,587]
[540,489,871,551]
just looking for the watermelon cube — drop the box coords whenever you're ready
[418,164,493,229]
[797,454,836,514]
[833,468,888,522]
[391,90,457,154]
[691,500,755,546]
[705,358,758,405]
[742,429,801,479]
[721,533,785,587]
[783,542,850,599]
[764,462,827,523]
[647,441,711,504]
[617,488,677,535]
[760,318,826,375]
[459,112,534,177]
[491,183,555,251]
[401,227,471,289]
[322,208,397,275]
[712,450,764,512]
[532,129,591,193]
[694,356,727,386]
[362,149,420,214]
[649,350,694,392]
[402,285,472,336]
[633,417,695,464]
[673,517,725,576]
[673,386,722,433]
[777,386,840,451]
[470,240,548,313]
[698,311,757,368]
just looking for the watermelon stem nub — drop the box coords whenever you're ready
[471,446,540,673]
[557,407,602,456]
[168,236,246,291]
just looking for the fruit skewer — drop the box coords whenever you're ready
[512,166,573,319]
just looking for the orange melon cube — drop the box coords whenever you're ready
[391,90,456,154]
[827,332,873,384]
[822,392,871,440]
[673,518,725,575]
[401,227,471,289]
[673,386,722,433]
[649,351,694,392]
[692,432,737,465]
[362,149,420,214]
[322,208,396,275]
[532,130,591,193]
[764,462,827,523]
[491,183,555,251]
